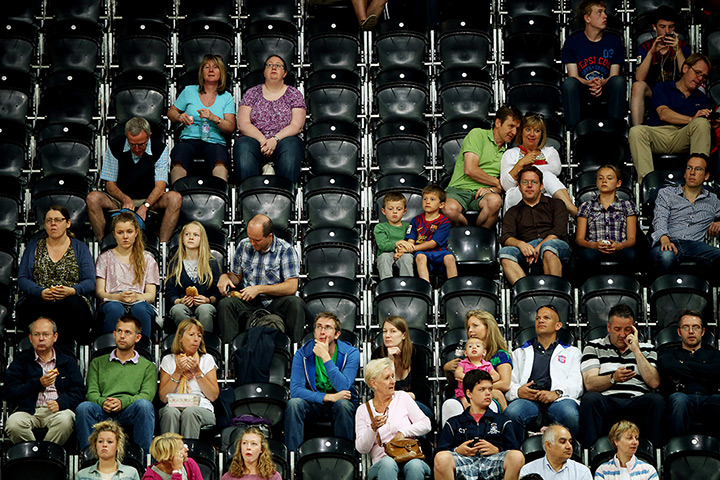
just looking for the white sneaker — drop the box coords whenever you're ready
[262,163,275,175]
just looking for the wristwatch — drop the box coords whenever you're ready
[554,389,563,397]
[609,374,617,385]
[143,201,151,208]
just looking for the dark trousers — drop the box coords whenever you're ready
[16,295,94,342]
[579,391,664,447]
[216,295,308,343]
[667,392,720,437]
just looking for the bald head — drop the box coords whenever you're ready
[247,215,274,252]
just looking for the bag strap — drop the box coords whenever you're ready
[365,401,385,447]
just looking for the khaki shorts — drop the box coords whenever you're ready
[446,186,483,211]
[103,192,147,209]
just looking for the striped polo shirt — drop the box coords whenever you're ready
[581,336,657,398]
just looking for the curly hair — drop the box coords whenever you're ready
[87,420,127,462]
[110,211,146,285]
[228,427,277,479]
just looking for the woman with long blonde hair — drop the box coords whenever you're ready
[96,211,159,335]
[166,221,221,332]
[223,427,280,480]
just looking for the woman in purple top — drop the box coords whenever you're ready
[234,54,306,184]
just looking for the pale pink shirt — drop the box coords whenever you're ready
[95,250,160,298]
[35,348,58,406]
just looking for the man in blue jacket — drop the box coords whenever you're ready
[4,317,85,445]
[284,311,359,452]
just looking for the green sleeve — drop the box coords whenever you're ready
[85,358,105,406]
[124,360,158,408]
[374,223,396,253]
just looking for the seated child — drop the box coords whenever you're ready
[396,185,458,283]
[455,338,500,409]
[374,192,413,280]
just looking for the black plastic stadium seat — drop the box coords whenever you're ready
[0,69,31,125]
[0,121,27,178]
[438,68,493,122]
[373,173,428,223]
[640,170,684,220]
[307,15,360,72]
[184,439,218,480]
[571,118,630,174]
[650,274,712,331]
[504,0,557,18]
[573,169,633,206]
[440,276,500,330]
[374,68,428,123]
[296,437,359,480]
[447,226,499,277]
[115,20,171,74]
[374,121,429,176]
[303,227,361,280]
[0,176,22,233]
[374,277,433,329]
[232,383,289,427]
[438,19,491,70]
[244,20,297,73]
[245,0,296,24]
[511,275,573,330]
[46,20,101,73]
[172,176,229,232]
[31,174,90,237]
[580,275,643,342]
[504,66,562,119]
[40,70,97,125]
[5,2,41,25]
[0,20,37,73]
[2,441,67,480]
[305,70,361,124]
[374,20,427,71]
[305,174,360,230]
[662,435,720,480]
[180,0,235,23]
[90,332,153,362]
[111,71,167,125]
[179,21,234,74]
[440,328,469,366]
[302,277,361,331]
[37,123,94,177]
[503,15,560,69]
[237,176,294,231]
[50,0,102,22]
[438,119,489,179]
[306,121,361,176]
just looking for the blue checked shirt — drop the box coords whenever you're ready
[578,196,639,243]
[231,235,300,306]
[99,138,170,184]
[652,185,720,246]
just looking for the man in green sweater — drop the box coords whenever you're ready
[76,315,157,451]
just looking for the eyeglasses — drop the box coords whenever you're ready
[686,166,706,173]
[128,141,148,148]
[32,332,53,338]
[314,325,335,332]
[690,66,709,81]
[520,179,540,186]
[265,63,285,70]
[45,217,66,225]
[680,325,703,332]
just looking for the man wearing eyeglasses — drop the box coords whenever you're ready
[629,53,713,183]
[284,312,359,452]
[649,153,720,275]
[86,116,181,242]
[657,310,720,437]
[4,317,84,446]
[499,166,570,285]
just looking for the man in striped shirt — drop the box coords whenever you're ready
[578,304,663,447]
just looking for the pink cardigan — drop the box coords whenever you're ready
[142,458,203,480]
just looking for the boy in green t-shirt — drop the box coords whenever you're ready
[374,192,413,279]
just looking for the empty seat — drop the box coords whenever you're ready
[373,173,428,222]
[374,120,429,176]
[46,20,101,73]
[244,20,297,73]
[0,20,37,73]
[114,20,170,74]
[511,275,573,330]
[438,68,493,122]
[650,274,712,331]
[580,275,643,341]
[31,174,90,236]
[440,276,500,330]
[302,277,361,331]
[307,15,360,72]
[438,19,491,70]
[51,0,102,22]
[303,227,361,280]
[296,437,359,480]
[374,20,427,71]
[305,174,360,230]
[37,123,94,177]
[40,70,97,125]
[374,68,428,122]
[0,69,31,124]
[0,230,17,297]
[231,331,292,385]
[173,176,229,232]
[185,439,218,480]
[237,176,294,231]
[504,0,557,18]
[179,21,233,74]
[180,0,235,23]
[305,70,361,124]
[438,119,489,178]
[0,175,22,232]
[5,2,41,25]
[662,435,720,480]
[447,226,499,277]
[232,383,289,427]
[2,441,67,480]
[504,66,561,119]
[374,277,433,329]
[571,118,630,174]
[503,15,559,69]
[306,121,361,176]
[111,70,167,125]
[640,170,684,219]
[0,120,27,178]
[245,0,296,24]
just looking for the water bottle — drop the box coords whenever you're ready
[201,118,211,142]
[455,339,465,358]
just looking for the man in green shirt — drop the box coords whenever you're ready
[444,105,522,228]
[76,315,157,452]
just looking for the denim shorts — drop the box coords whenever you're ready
[498,238,571,268]
[451,450,508,480]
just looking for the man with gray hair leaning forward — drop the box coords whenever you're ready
[86,116,181,242]
[519,424,592,479]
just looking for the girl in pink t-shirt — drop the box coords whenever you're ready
[455,338,499,408]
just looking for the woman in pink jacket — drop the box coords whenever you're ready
[142,433,204,480]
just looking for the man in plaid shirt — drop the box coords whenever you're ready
[217,214,307,342]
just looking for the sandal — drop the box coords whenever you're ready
[360,14,378,30]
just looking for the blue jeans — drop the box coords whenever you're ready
[498,238,571,270]
[503,398,580,438]
[76,399,155,452]
[284,397,356,452]
[99,300,155,336]
[233,135,303,183]
[649,240,720,276]
[562,75,626,129]
[369,456,429,480]
[667,392,720,437]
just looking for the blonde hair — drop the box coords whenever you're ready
[521,113,547,149]
[465,310,510,361]
[111,212,146,285]
[608,420,639,451]
[228,427,278,479]
[364,357,395,389]
[380,316,414,370]
[172,318,207,355]
[198,54,227,94]
[87,420,127,462]
[167,221,215,288]
[149,432,183,462]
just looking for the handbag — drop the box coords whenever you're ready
[365,402,425,464]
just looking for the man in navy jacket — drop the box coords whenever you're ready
[284,311,359,452]
[4,317,85,445]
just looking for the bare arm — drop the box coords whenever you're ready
[462,152,502,189]
[566,63,590,85]
[252,277,299,297]
[138,283,156,304]
[96,278,122,302]
[236,105,267,143]
[620,216,637,249]
[493,363,512,393]
[158,368,176,402]
[582,367,612,392]
[574,216,597,249]
[657,105,711,125]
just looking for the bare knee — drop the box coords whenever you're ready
[443,255,456,267]
[504,449,525,468]
[86,191,104,209]
[434,451,455,472]
[443,199,463,219]
[481,193,502,214]
[415,254,427,266]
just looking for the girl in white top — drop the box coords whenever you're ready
[500,113,577,216]
[158,318,220,439]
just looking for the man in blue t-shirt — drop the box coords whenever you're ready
[561,0,625,129]
[629,53,713,182]
[631,6,690,126]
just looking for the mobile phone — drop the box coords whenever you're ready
[601,240,611,245]
[470,438,482,447]
[626,365,635,372]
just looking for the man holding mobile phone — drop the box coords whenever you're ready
[578,304,663,448]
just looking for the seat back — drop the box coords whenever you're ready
[440,276,500,329]
[37,123,94,177]
[179,20,234,73]
[512,275,572,330]
[650,274,712,330]
[296,437,359,480]
[305,175,360,230]
[305,70,361,124]
[0,20,36,73]
[375,68,429,122]
[374,277,433,329]
[374,120,430,176]
[0,70,31,124]
[231,383,290,426]
[580,275,643,333]
[2,441,67,480]
[184,439,218,480]
[447,226,499,276]
[237,176,294,230]
[662,435,720,480]
[112,71,167,125]
[438,68,493,121]
[374,174,428,223]
[306,121,361,176]
[174,176,230,231]
[438,19,491,70]
[47,20,101,73]
[303,227,361,280]
[302,277,361,331]
[115,20,170,74]
[244,20,297,73]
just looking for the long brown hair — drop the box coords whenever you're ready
[167,221,215,288]
[228,427,277,479]
[111,211,146,285]
[380,316,414,371]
